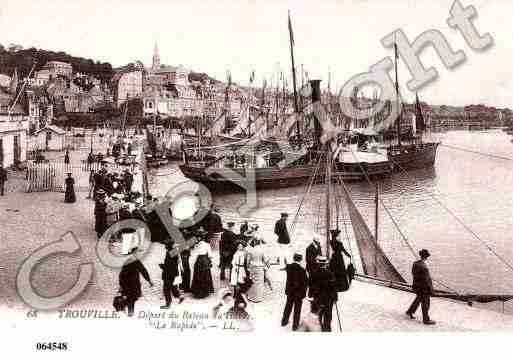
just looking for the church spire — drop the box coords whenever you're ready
[152,41,160,70]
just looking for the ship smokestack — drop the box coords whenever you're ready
[309,79,322,146]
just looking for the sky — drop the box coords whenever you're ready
[0,0,511,108]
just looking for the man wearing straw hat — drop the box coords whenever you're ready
[305,233,323,297]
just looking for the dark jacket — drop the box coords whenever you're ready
[161,251,179,281]
[119,258,151,300]
[411,259,433,294]
[207,212,223,233]
[285,262,308,299]
[240,222,249,235]
[220,229,237,257]
[310,267,338,304]
[306,242,322,274]
[274,218,290,244]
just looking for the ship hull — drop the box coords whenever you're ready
[178,142,440,191]
[387,142,440,170]
[179,161,393,191]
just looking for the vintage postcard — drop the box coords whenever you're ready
[0,0,512,356]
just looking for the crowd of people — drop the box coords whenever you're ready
[109,205,358,332]
[107,194,437,331]
[91,162,141,239]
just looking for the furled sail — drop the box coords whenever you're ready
[339,181,406,283]
[210,110,227,137]
[228,101,251,136]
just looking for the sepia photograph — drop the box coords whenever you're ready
[0,0,512,356]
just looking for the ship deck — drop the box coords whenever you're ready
[338,149,389,164]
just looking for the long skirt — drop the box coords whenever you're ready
[64,186,76,203]
[179,252,191,292]
[329,253,350,292]
[190,255,214,299]
[246,265,266,303]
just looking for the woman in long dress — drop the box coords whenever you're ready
[190,238,214,299]
[329,229,352,292]
[64,173,76,203]
[230,242,247,289]
[246,238,269,303]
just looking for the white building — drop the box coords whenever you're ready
[0,92,28,167]
[111,67,143,107]
[34,125,66,151]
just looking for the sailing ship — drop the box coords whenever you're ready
[179,14,439,190]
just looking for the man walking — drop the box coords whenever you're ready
[406,249,436,325]
[0,164,6,196]
[281,253,308,331]
[274,212,291,266]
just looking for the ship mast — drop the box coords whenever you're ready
[310,79,331,256]
[394,43,402,147]
[288,11,301,142]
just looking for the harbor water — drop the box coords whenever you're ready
[149,129,513,313]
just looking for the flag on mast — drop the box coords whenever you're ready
[288,10,294,46]
[249,70,255,84]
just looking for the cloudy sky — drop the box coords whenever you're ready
[0,0,511,107]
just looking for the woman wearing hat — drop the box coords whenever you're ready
[118,247,154,317]
[329,229,352,292]
[190,229,214,299]
[64,172,76,203]
[246,236,270,303]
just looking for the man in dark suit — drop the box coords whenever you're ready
[219,222,237,280]
[274,213,290,244]
[305,234,322,297]
[281,253,308,331]
[310,256,338,332]
[406,249,436,325]
[160,241,184,309]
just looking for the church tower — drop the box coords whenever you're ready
[152,42,160,70]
